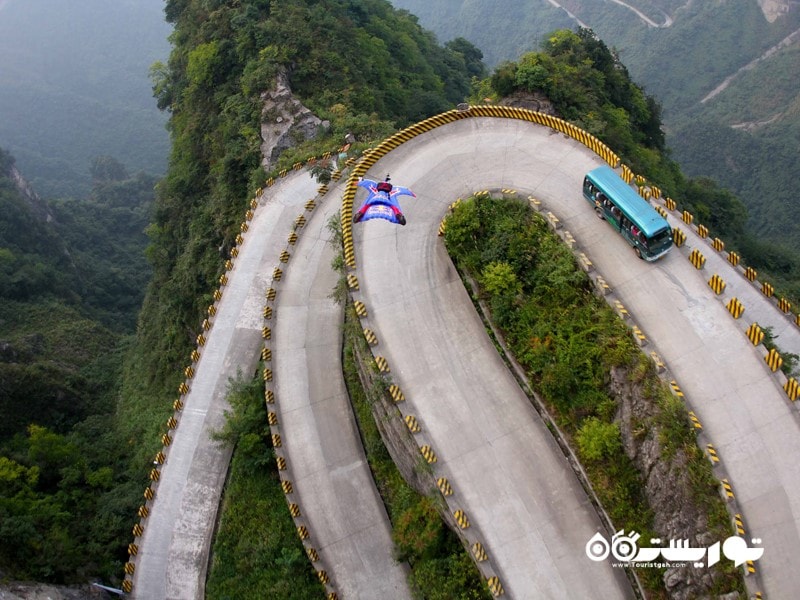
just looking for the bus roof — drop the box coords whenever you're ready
[586,166,670,237]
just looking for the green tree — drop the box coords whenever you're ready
[576,418,622,462]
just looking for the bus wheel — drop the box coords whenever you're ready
[595,207,604,220]
[635,247,643,259]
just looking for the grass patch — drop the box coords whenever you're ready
[205,375,325,600]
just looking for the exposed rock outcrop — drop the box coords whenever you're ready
[757,0,791,23]
[0,582,112,600]
[612,367,724,599]
[499,90,557,115]
[2,160,55,224]
[259,68,329,172]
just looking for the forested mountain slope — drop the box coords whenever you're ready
[0,0,171,198]
[0,148,154,581]
[390,0,800,257]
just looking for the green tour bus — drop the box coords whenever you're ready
[582,165,673,261]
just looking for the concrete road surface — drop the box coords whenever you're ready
[350,115,800,598]
[131,173,408,599]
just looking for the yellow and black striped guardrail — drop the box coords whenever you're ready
[734,513,745,536]
[472,542,488,562]
[672,228,686,247]
[764,348,783,372]
[688,411,702,430]
[453,509,470,529]
[437,477,453,496]
[487,576,505,597]
[341,106,621,269]
[650,351,665,372]
[354,300,367,317]
[785,378,800,401]
[746,322,764,345]
[688,248,705,269]
[708,274,726,295]
[726,297,745,319]
[595,275,610,295]
[405,415,421,433]
[388,384,404,403]
[721,479,734,500]
[420,445,437,464]
[706,444,720,464]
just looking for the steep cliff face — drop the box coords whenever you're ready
[612,367,728,599]
[7,164,55,224]
[757,0,792,22]
[259,69,329,172]
[0,150,55,225]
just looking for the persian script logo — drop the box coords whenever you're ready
[585,530,764,568]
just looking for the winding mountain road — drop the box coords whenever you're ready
[131,111,800,599]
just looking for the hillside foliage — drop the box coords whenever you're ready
[0,148,153,581]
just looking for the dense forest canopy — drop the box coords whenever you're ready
[0,147,152,582]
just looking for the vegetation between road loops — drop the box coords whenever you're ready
[444,194,743,597]
[205,376,325,600]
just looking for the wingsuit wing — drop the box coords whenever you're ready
[353,178,415,225]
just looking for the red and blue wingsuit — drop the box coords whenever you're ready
[352,176,417,226]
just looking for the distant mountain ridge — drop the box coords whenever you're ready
[389,0,800,249]
[0,0,171,198]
